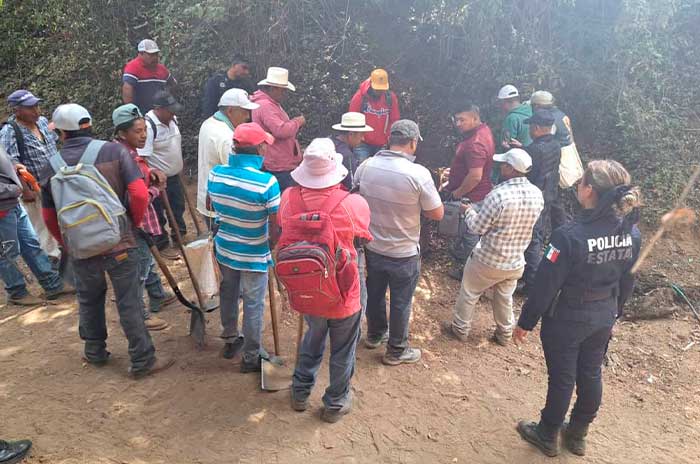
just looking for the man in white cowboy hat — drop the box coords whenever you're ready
[251,67,306,192]
[331,112,374,190]
[197,88,259,229]
[278,138,371,423]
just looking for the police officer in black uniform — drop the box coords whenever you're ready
[513,159,642,457]
[200,54,255,118]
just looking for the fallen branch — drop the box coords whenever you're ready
[631,165,700,274]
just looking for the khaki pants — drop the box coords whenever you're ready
[452,256,523,337]
[21,198,60,259]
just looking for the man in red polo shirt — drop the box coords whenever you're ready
[122,39,177,114]
[443,103,495,280]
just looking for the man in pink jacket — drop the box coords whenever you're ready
[251,67,306,192]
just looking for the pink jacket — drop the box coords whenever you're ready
[250,90,302,172]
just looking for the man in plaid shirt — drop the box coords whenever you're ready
[442,148,543,346]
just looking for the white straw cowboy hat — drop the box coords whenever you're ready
[257,67,296,92]
[291,138,348,189]
[332,112,374,132]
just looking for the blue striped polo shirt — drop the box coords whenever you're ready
[208,154,280,272]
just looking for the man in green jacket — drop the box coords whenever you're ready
[497,85,532,150]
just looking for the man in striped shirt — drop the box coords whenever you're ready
[207,122,281,370]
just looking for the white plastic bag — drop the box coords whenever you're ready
[184,238,220,301]
[559,143,584,188]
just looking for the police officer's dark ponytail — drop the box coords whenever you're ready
[583,160,642,227]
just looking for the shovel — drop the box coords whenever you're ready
[162,192,208,347]
[261,272,305,391]
[178,172,205,238]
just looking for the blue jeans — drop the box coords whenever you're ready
[293,310,362,411]
[357,247,367,314]
[352,143,382,170]
[73,249,155,372]
[0,204,62,298]
[152,175,187,247]
[450,200,482,265]
[365,250,421,357]
[134,235,168,317]
[218,264,268,364]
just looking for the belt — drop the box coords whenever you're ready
[560,285,618,305]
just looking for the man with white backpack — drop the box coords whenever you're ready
[40,103,173,378]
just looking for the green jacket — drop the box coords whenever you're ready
[501,103,533,147]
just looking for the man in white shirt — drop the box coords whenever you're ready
[138,90,185,251]
[197,89,259,229]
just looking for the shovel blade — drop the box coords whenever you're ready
[189,308,206,348]
[261,358,292,391]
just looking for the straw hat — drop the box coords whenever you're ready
[332,112,374,132]
[291,138,348,189]
[257,67,296,91]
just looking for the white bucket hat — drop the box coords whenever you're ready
[332,112,374,132]
[291,138,348,189]
[257,67,296,92]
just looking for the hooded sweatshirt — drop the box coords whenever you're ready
[250,90,302,172]
[501,102,533,148]
[348,79,400,147]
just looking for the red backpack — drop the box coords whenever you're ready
[275,187,356,317]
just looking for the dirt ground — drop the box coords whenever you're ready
[2,215,700,463]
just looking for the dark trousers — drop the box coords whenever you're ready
[550,191,570,231]
[73,249,156,372]
[365,250,421,357]
[152,175,187,247]
[540,316,613,427]
[293,310,362,411]
[265,170,297,193]
[523,202,550,287]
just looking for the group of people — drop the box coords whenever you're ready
[0,38,643,462]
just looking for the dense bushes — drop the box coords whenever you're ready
[1,0,698,219]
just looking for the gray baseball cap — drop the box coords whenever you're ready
[390,119,423,141]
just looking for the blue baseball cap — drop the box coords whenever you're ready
[7,90,42,107]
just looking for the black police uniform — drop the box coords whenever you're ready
[518,192,641,430]
[200,72,255,118]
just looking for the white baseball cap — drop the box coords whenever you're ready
[217,88,259,110]
[497,84,519,100]
[493,148,532,173]
[52,104,92,131]
[137,39,160,54]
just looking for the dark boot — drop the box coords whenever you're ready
[0,439,32,463]
[517,420,560,457]
[563,421,589,456]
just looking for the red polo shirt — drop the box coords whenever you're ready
[447,123,495,202]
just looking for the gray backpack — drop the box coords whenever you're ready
[438,201,466,238]
[49,141,127,259]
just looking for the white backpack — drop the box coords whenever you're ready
[49,141,128,259]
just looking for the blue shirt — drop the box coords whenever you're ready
[208,154,280,272]
[0,115,59,181]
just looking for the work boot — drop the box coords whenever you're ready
[0,438,32,463]
[6,293,43,306]
[382,347,421,366]
[364,332,388,349]
[290,388,309,412]
[45,283,76,300]
[222,337,244,359]
[150,292,177,313]
[516,420,560,457]
[241,354,283,374]
[440,320,469,342]
[320,391,353,423]
[130,356,175,379]
[490,331,511,347]
[144,316,169,331]
[82,350,111,367]
[563,421,589,456]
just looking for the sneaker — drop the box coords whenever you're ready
[490,332,511,347]
[159,247,180,260]
[448,265,464,281]
[440,320,469,342]
[82,350,111,367]
[130,356,175,379]
[290,389,310,412]
[241,354,283,374]
[145,316,169,331]
[222,337,244,359]
[7,293,44,306]
[364,332,388,349]
[45,283,76,300]
[382,347,422,366]
[516,420,560,457]
[320,391,353,423]
[0,438,32,463]
[150,292,177,313]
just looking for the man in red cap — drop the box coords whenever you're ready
[207,122,282,370]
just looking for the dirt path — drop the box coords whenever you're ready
[2,225,700,464]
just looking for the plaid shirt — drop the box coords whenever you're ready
[465,176,544,270]
[0,115,59,181]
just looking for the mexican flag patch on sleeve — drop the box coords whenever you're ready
[544,244,561,263]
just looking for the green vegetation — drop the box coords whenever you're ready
[1,0,698,219]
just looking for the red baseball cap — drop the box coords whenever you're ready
[233,122,275,146]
